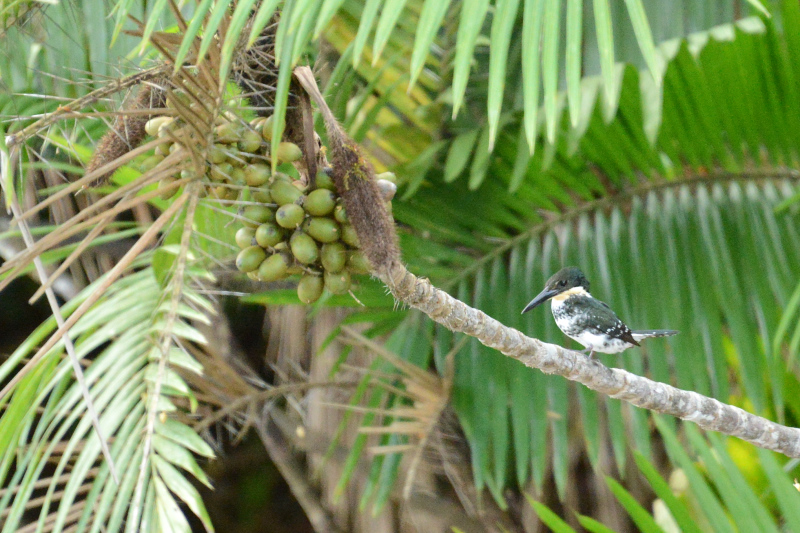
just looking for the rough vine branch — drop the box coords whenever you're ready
[379,261,800,459]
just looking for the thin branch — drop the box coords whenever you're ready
[256,415,344,533]
[5,65,171,148]
[380,261,800,459]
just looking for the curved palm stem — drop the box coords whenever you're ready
[381,261,800,459]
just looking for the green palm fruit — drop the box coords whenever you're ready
[376,178,397,202]
[315,168,336,190]
[235,227,256,249]
[261,115,282,142]
[286,263,304,275]
[324,269,351,294]
[276,204,305,229]
[271,172,293,183]
[347,251,370,274]
[275,142,303,164]
[210,162,234,182]
[250,116,266,130]
[238,130,262,153]
[208,144,227,164]
[297,273,324,304]
[145,116,173,137]
[375,171,397,183]
[290,232,319,264]
[255,223,284,248]
[215,122,242,143]
[305,189,336,216]
[236,245,267,273]
[158,178,178,200]
[155,143,170,156]
[243,205,275,226]
[321,242,347,273]
[333,203,348,224]
[341,224,359,247]
[257,253,290,282]
[270,180,304,205]
[139,154,164,173]
[250,188,272,203]
[244,164,271,187]
[303,217,340,243]
[230,167,246,185]
[210,185,227,199]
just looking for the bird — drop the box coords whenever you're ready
[521,266,678,357]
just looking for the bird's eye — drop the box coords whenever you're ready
[559,280,567,287]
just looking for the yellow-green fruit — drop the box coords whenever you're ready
[375,171,397,184]
[238,130,262,153]
[341,224,359,247]
[297,273,324,304]
[155,143,170,156]
[376,179,397,202]
[333,204,348,224]
[208,144,227,164]
[158,178,178,200]
[139,154,164,173]
[251,116,266,130]
[246,271,260,280]
[244,164,270,187]
[275,142,303,164]
[305,189,336,216]
[255,223,284,248]
[347,251,370,274]
[315,169,336,190]
[276,204,305,229]
[236,245,267,273]
[230,167,246,185]
[251,188,272,203]
[169,142,180,154]
[271,172,293,183]
[145,116,173,137]
[303,217,340,243]
[257,253,290,282]
[210,185,227,199]
[290,232,319,264]
[243,205,275,226]
[261,115,283,142]
[215,122,242,143]
[324,269,351,294]
[210,162,234,182]
[321,242,346,273]
[270,180,304,205]
[235,227,256,249]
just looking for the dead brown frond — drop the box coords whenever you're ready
[337,326,456,500]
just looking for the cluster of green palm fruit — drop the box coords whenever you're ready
[140,112,396,303]
[234,168,379,303]
[140,113,302,201]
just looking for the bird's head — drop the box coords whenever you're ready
[521,267,590,314]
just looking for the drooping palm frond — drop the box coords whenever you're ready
[0,263,215,532]
[109,0,767,159]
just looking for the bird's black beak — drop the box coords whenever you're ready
[521,288,559,314]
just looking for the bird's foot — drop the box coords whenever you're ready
[580,348,595,358]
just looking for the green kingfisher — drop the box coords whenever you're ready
[521,267,678,356]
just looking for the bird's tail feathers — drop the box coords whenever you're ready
[631,329,679,341]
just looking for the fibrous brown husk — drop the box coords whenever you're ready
[292,66,401,273]
[85,83,166,186]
